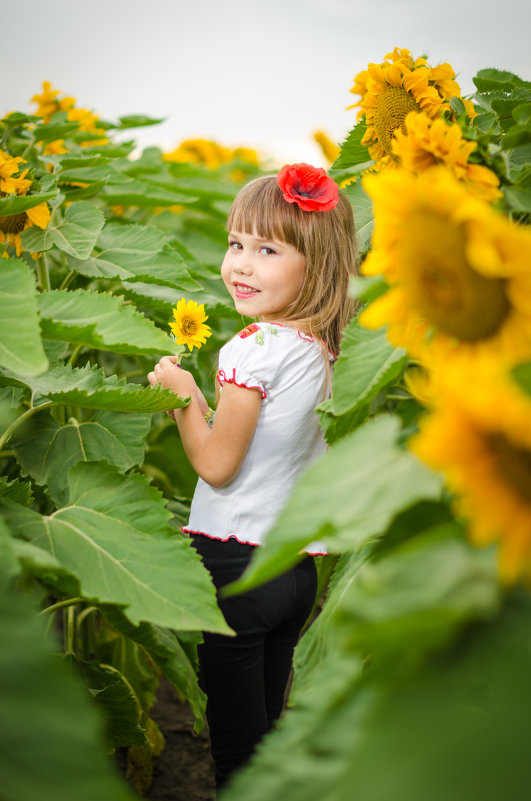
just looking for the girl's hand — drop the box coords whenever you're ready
[148,356,197,398]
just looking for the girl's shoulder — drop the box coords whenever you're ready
[233,322,334,358]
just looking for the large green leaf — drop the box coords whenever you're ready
[20,202,105,259]
[1,462,232,633]
[0,549,136,801]
[13,409,151,505]
[0,362,187,412]
[38,288,175,356]
[319,318,407,417]
[226,415,443,593]
[344,179,374,254]
[473,67,529,92]
[66,223,194,288]
[0,258,48,376]
[222,589,528,801]
[331,119,371,170]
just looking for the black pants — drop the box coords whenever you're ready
[190,533,317,790]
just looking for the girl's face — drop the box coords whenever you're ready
[221,229,306,321]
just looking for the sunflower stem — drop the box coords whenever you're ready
[36,253,51,291]
[67,344,84,367]
[58,270,76,291]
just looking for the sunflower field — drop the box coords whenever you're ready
[1,48,531,801]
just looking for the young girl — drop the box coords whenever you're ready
[148,163,357,790]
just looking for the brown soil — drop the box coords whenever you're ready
[148,679,216,801]
[117,677,216,801]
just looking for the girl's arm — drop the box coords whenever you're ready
[148,356,261,488]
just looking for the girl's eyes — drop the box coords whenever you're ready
[228,241,276,255]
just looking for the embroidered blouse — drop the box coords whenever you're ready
[182,323,331,554]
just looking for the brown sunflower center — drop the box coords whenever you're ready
[488,434,531,505]
[373,87,420,156]
[399,210,511,342]
[0,212,27,234]
[181,316,198,336]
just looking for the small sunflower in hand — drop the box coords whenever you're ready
[170,298,212,352]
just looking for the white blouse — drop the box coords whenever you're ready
[182,322,331,554]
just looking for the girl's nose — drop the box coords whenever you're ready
[235,259,253,275]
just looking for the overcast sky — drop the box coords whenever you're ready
[4,0,530,166]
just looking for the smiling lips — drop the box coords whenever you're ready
[234,282,260,298]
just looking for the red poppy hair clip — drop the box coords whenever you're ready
[276,162,339,212]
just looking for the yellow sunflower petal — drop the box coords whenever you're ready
[26,203,51,229]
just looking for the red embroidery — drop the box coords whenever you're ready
[217,368,267,399]
[239,323,260,339]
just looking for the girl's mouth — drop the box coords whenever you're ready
[234,283,260,298]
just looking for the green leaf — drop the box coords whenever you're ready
[322,318,407,416]
[117,114,166,129]
[38,288,175,356]
[1,462,232,632]
[344,180,374,254]
[226,415,443,593]
[59,164,131,185]
[510,361,531,396]
[506,143,531,181]
[222,576,527,801]
[503,124,531,149]
[13,409,151,505]
[0,362,187,412]
[102,179,193,207]
[32,120,81,144]
[503,183,531,212]
[0,191,57,217]
[349,275,389,304]
[449,96,466,116]
[332,120,371,170]
[0,558,137,801]
[318,402,369,446]
[21,202,105,259]
[473,68,529,92]
[0,258,48,376]
[39,153,112,170]
[512,103,531,125]
[74,658,146,747]
[66,223,191,286]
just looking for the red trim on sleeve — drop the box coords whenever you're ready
[216,368,266,399]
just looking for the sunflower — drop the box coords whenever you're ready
[0,149,31,195]
[349,49,466,166]
[392,112,502,202]
[0,150,51,256]
[170,298,212,352]
[410,365,531,582]
[164,139,232,170]
[359,166,531,370]
[31,82,107,151]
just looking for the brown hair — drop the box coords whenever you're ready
[226,175,358,356]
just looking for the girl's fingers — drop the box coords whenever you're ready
[147,371,157,385]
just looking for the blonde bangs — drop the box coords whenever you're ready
[227,176,308,250]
